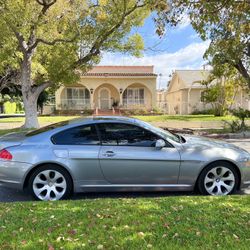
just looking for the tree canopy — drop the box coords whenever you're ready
[0,0,170,128]
[169,0,250,87]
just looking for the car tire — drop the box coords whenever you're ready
[197,161,239,196]
[28,164,73,201]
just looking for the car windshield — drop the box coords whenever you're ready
[137,120,181,143]
[25,120,70,137]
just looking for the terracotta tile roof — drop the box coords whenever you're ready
[83,66,157,77]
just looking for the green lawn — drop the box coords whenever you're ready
[0,116,81,123]
[134,115,240,122]
[0,115,241,124]
[0,114,248,124]
[0,195,249,249]
[0,128,31,136]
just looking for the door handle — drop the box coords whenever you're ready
[103,151,116,157]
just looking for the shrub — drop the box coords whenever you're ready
[191,109,215,115]
[121,109,155,116]
[152,107,163,115]
[3,101,16,114]
[3,94,11,102]
[223,119,242,133]
[223,108,250,132]
[231,108,250,130]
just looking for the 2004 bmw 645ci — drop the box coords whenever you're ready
[0,116,250,201]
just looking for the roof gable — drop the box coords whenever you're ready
[175,70,210,88]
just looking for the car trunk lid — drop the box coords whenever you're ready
[0,132,27,150]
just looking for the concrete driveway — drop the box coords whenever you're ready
[0,139,249,202]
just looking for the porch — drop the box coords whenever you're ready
[56,83,152,111]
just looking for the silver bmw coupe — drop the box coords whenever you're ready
[0,116,249,201]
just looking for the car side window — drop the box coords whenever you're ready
[51,125,100,145]
[97,123,160,147]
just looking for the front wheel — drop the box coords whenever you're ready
[197,162,239,195]
[28,165,73,201]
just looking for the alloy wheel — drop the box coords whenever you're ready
[33,170,67,201]
[204,166,235,195]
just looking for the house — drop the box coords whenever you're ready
[55,66,157,113]
[160,70,250,115]
[157,89,168,112]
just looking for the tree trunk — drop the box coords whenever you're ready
[22,92,39,128]
[21,55,40,129]
[234,60,250,88]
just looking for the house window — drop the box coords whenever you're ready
[123,88,144,106]
[67,88,90,100]
[200,91,206,102]
[62,87,90,109]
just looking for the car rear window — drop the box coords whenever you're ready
[51,125,100,145]
[26,121,70,137]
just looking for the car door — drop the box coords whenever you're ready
[97,122,180,184]
[51,124,104,183]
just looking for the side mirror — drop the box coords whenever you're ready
[155,139,166,149]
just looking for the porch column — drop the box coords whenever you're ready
[119,88,123,107]
[90,88,94,109]
[119,93,123,106]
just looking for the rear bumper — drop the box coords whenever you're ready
[0,160,32,190]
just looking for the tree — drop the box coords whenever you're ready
[0,0,169,128]
[0,68,20,92]
[169,0,250,87]
[201,64,243,116]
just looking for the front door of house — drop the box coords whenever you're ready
[99,88,110,110]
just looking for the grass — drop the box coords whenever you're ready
[0,195,249,249]
[133,115,240,122]
[0,128,31,136]
[0,115,241,124]
[0,116,80,123]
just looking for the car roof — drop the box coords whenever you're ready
[67,116,136,125]
[93,116,136,122]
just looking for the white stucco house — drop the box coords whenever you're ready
[54,66,157,113]
[158,70,250,114]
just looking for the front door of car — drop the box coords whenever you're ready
[97,123,180,184]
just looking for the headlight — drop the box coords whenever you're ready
[239,156,250,167]
[239,157,250,162]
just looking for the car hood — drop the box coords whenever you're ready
[182,135,248,154]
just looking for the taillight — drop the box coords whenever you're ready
[0,149,13,160]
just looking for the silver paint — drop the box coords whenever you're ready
[0,116,249,198]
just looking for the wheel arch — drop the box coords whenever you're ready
[195,160,241,191]
[23,162,74,191]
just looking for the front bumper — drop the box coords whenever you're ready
[0,160,33,190]
[240,160,250,189]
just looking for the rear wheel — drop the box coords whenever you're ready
[197,162,239,195]
[28,165,73,201]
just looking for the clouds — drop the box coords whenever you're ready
[175,13,191,31]
[100,40,210,88]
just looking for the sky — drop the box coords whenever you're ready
[99,16,210,89]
